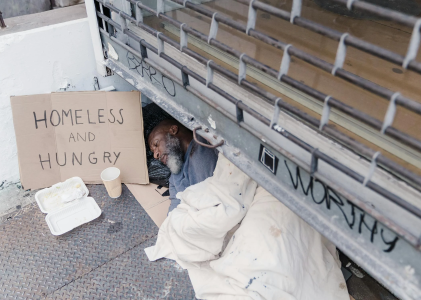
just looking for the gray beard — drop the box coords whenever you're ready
[165,134,184,174]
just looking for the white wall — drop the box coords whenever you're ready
[0,17,135,188]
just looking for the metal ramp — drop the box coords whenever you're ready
[0,185,195,299]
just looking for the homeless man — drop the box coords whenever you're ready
[148,119,219,212]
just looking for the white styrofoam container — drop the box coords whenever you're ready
[35,177,102,235]
[45,197,101,236]
[35,177,89,213]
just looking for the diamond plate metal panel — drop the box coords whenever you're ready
[45,238,196,300]
[0,184,194,299]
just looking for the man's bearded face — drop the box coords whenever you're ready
[148,123,185,174]
[164,133,184,174]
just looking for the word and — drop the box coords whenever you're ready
[284,161,399,253]
[33,109,124,129]
[69,132,96,143]
[39,151,121,169]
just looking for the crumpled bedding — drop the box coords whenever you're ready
[145,154,349,300]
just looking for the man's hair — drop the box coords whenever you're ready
[143,103,175,157]
[149,119,182,139]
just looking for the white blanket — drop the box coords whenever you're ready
[145,154,349,300]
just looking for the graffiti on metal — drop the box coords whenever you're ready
[284,161,399,253]
[127,53,176,97]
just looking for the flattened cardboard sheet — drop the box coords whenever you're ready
[11,91,149,190]
[126,183,170,228]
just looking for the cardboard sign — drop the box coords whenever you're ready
[11,91,149,190]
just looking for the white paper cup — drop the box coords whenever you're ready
[101,167,122,198]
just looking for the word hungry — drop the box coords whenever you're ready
[39,151,121,169]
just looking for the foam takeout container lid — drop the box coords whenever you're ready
[45,197,101,236]
[35,177,101,235]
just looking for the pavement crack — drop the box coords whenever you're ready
[42,233,158,299]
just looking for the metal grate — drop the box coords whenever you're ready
[93,0,421,222]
